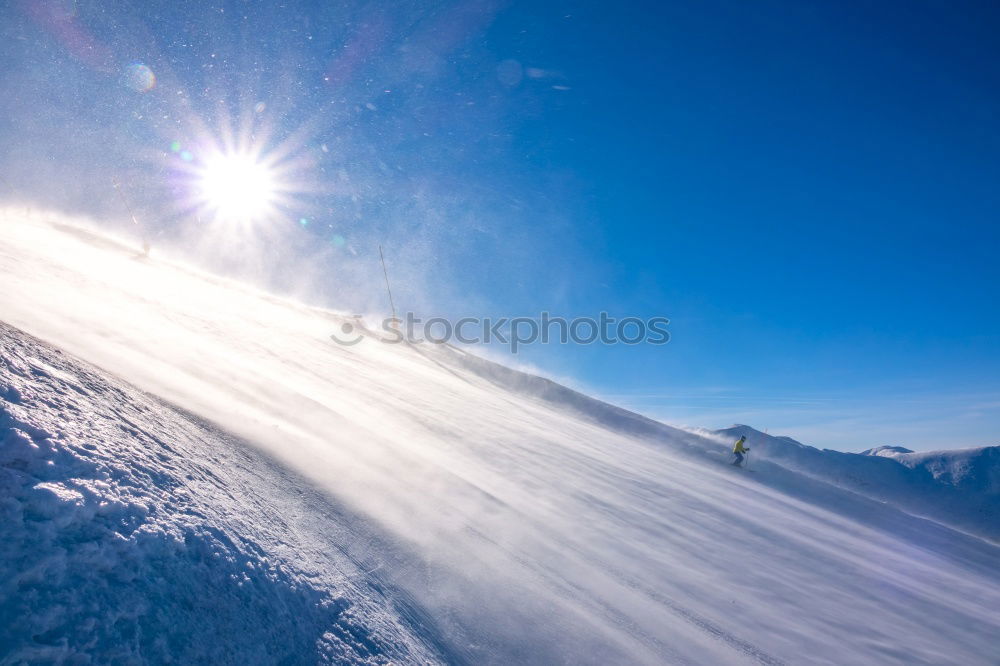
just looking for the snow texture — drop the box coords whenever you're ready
[2,211,999,664]
[0,323,440,664]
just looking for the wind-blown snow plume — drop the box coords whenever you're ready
[2,210,999,664]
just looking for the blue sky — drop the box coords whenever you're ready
[1,0,998,451]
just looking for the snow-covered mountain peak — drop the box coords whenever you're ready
[860,445,915,456]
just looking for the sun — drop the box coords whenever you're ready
[165,107,319,231]
[198,152,277,221]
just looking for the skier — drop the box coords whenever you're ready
[732,435,749,466]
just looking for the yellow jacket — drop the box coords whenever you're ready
[733,436,747,454]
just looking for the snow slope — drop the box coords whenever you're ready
[2,210,1000,664]
[717,425,1000,542]
[0,323,440,664]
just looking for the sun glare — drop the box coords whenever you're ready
[199,153,277,221]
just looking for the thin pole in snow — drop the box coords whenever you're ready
[112,178,139,227]
[379,244,398,328]
[112,177,150,256]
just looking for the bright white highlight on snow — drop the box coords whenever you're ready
[198,152,276,221]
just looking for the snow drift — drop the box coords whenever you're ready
[2,210,999,664]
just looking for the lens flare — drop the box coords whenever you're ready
[125,63,156,92]
[198,153,277,222]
